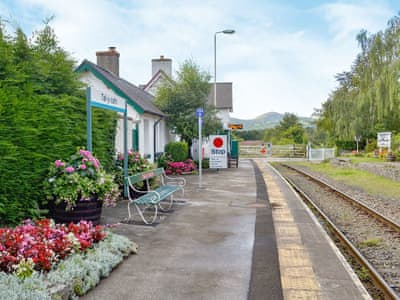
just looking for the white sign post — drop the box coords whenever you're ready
[209,135,228,169]
[377,132,392,150]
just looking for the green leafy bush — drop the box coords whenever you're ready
[164,142,188,162]
[0,24,117,224]
[365,140,377,153]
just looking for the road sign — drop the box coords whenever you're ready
[228,123,243,130]
[196,108,204,118]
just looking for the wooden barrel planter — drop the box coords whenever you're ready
[49,196,103,225]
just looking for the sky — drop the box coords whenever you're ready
[0,0,398,119]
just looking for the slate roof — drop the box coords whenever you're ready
[143,69,174,93]
[76,59,165,117]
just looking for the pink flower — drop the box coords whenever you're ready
[54,160,65,168]
[93,159,100,169]
[79,149,92,158]
[79,164,87,170]
[65,166,75,173]
[128,150,133,155]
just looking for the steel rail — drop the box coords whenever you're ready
[278,164,399,300]
[286,175,399,299]
[282,164,400,233]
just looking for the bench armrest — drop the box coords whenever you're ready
[127,177,150,201]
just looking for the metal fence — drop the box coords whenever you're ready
[308,148,335,161]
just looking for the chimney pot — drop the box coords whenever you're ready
[109,46,116,51]
[160,55,164,59]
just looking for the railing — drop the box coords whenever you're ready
[308,148,335,161]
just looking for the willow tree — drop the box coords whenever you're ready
[317,14,400,145]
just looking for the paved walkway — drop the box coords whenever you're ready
[81,159,369,300]
[82,159,281,300]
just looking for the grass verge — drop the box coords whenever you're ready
[291,161,400,200]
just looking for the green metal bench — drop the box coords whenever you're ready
[126,168,186,224]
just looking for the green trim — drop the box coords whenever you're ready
[76,63,145,114]
[132,124,139,152]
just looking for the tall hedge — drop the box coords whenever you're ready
[0,23,117,225]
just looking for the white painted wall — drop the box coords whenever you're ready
[80,71,168,161]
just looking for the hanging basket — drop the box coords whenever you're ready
[49,195,103,225]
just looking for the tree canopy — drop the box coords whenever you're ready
[154,59,223,145]
[317,14,400,147]
[263,113,305,144]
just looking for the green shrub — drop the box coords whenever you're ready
[0,25,117,225]
[194,159,209,169]
[336,140,365,151]
[165,142,188,162]
[365,140,377,153]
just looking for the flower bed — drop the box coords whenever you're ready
[0,219,135,299]
[165,159,197,175]
[0,219,106,275]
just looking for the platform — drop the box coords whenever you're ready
[254,159,371,300]
[82,159,372,300]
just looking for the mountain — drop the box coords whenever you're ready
[229,112,315,131]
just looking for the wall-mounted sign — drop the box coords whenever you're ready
[377,132,391,148]
[209,135,227,169]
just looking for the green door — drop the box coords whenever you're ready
[132,124,139,151]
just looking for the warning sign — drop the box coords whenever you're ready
[209,135,227,169]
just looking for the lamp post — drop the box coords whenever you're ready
[214,29,235,108]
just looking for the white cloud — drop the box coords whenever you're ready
[316,1,394,41]
[3,0,397,119]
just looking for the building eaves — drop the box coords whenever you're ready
[76,59,165,117]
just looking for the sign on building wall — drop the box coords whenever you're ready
[209,135,227,169]
[377,132,391,149]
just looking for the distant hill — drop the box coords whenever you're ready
[229,112,315,131]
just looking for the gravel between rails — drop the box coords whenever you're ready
[274,163,400,297]
[292,162,400,225]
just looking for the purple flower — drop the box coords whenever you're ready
[79,164,87,170]
[65,166,75,173]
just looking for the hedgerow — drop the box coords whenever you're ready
[0,22,117,224]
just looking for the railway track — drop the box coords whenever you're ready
[275,163,400,300]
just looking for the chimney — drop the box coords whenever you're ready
[96,46,120,77]
[152,55,172,77]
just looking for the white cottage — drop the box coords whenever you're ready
[76,47,170,162]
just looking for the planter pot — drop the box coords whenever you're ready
[49,196,102,225]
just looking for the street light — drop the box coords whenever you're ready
[214,29,235,108]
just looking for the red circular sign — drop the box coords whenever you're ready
[213,137,224,148]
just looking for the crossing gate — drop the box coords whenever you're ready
[240,144,306,158]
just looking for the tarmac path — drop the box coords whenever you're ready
[82,159,281,300]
